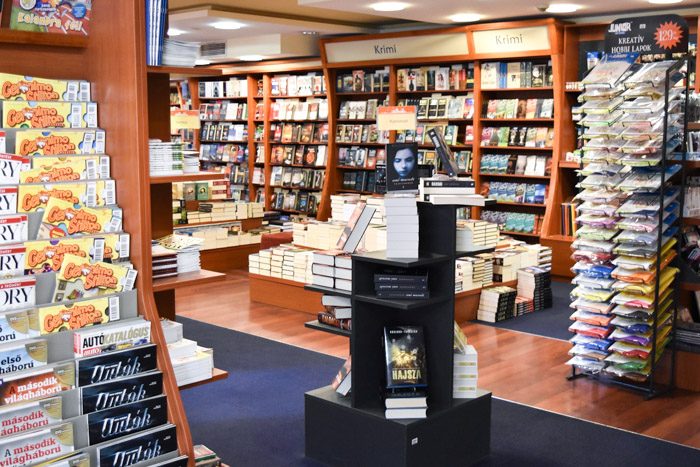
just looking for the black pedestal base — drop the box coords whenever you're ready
[305,386,491,467]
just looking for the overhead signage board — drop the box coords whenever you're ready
[324,33,469,64]
[605,14,688,55]
[472,26,550,55]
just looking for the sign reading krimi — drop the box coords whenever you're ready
[472,26,550,54]
[324,33,469,64]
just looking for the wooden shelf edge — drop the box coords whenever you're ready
[248,272,308,288]
[153,269,227,292]
[150,172,227,184]
[542,234,575,243]
[179,368,229,390]
[304,320,351,337]
[148,65,222,76]
[0,29,88,48]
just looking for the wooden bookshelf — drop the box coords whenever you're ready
[179,368,230,390]
[0,29,88,47]
[148,65,222,77]
[150,172,227,184]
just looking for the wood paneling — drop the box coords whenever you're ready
[249,273,323,314]
[200,244,261,271]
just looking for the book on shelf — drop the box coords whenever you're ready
[383,325,428,419]
[331,356,352,396]
[336,201,377,254]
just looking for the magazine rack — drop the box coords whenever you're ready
[567,57,688,398]
[305,202,492,466]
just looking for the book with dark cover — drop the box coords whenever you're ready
[87,395,167,445]
[383,326,427,389]
[150,455,189,467]
[76,344,158,387]
[420,179,474,188]
[96,424,178,467]
[375,283,428,291]
[80,371,163,414]
[374,272,427,285]
[376,290,430,299]
[386,143,419,192]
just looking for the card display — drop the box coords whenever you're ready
[31,295,121,335]
[0,421,74,467]
[53,254,136,302]
[76,344,158,387]
[73,319,151,358]
[0,339,47,375]
[96,424,178,467]
[0,396,62,438]
[0,362,75,406]
[80,370,163,414]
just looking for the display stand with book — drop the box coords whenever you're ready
[305,196,492,466]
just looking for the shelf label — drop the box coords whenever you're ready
[472,26,550,54]
[605,15,688,55]
[324,33,468,64]
[170,110,200,131]
[377,106,416,131]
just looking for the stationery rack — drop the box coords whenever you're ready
[566,55,689,398]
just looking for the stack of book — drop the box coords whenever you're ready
[253,250,271,276]
[366,196,386,226]
[317,295,352,331]
[151,244,179,280]
[330,194,361,222]
[456,220,499,251]
[454,324,478,399]
[477,286,517,322]
[385,194,419,258]
[149,140,185,176]
[383,326,428,419]
[455,258,477,292]
[375,271,429,299]
[161,320,215,387]
[516,266,553,313]
[157,234,204,275]
[311,250,353,291]
[492,250,522,283]
[282,248,313,283]
[418,177,482,206]
[476,253,494,287]
[363,224,388,252]
[293,221,345,250]
[194,444,226,467]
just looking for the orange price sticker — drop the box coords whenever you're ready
[655,21,684,50]
[376,105,417,131]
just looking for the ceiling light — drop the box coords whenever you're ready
[648,0,683,4]
[370,2,409,12]
[211,21,244,30]
[238,55,265,61]
[302,31,318,35]
[167,28,186,36]
[194,59,211,66]
[449,13,482,23]
[545,4,580,13]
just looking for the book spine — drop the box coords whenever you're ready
[374,275,427,284]
[375,283,428,291]
[376,290,430,299]
[421,180,475,188]
[317,312,351,330]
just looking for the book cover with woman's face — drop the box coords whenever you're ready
[386,143,418,192]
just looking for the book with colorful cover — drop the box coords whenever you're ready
[0,396,63,438]
[38,198,122,239]
[52,254,136,302]
[21,155,110,183]
[0,421,74,467]
[0,361,75,406]
[0,73,90,101]
[18,180,115,213]
[14,129,105,156]
[31,295,121,335]
[2,101,97,129]
[9,0,92,35]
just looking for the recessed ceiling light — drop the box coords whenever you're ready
[167,28,186,36]
[194,59,211,66]
[238,55,265,61]
[449,13,482,23]
[648,0,683,4]
[211,21,244,30]
[545,3,580,13]
[370,2,409,12]
[302,31,318,35]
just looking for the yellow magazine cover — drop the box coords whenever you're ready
[22,155,110,183]
[18,180,116,212]
[103,233,130,262]
[14,129,105,156]
[0,73,87,101]
[32,295,120,335]
[53,254,136,302]
[38,198,122,239]
[24,237,94,274]
[2,101,97,129]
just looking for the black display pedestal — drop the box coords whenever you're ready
[305,202,493,466]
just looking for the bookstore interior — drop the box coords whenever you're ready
[3,0,700,466]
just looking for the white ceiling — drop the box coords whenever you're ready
[298,0,700,24]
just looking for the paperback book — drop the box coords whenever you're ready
[2,101,98,129]
[0,309,32,343]
[20,155,111,183]
[383,325,428,390]
[96,423,178,467]
[14,129,105,156]
[38,198,122,239]
[0,214,29,246]
[0,73,90,102]
[0,276,35,312]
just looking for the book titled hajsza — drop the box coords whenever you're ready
[383,325,427,390]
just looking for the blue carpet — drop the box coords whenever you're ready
[178,317,700,467]
[477,280,573,341]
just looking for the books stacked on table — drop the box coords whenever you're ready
[318,295,352,332]
[384,326,428,419]
[161,320,215,387]
[330,194,361,222]
[195,444,226,467]
[419,177,489,206]
[156,234,204,275]
[311,250,353,291]
[536,245,553,270]
[284,248,313,283]
[456,219,499,251]
[152,244,179,279]
[456,258,478,292]
[517,266,552,312]
[385,194,419,258]
[492,250,522,283]
[375,270,429,299]
[454,323,478,399]
[149,140,185,176]
[476,253,494,287]
[477,286,517,322]
[366,196,386,225]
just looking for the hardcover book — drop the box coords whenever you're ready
[0,339,47,375]
[383,325,428,389]
[96,424,178,467]
[0,396,62,438]
[87,395,168,445]
[53,254,136,303]
[0,361,75,406]
[0,421,74,467]
[80,370,163,414]
[76,344,158,387]
[73,319,151,358]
